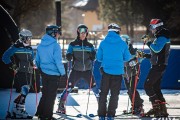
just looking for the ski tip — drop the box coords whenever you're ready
[89,114,95,117]
[76,114,82,117]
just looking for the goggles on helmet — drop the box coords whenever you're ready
[78,28,88,34]
[149,22,163,30]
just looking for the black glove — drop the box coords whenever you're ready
[143,53,151,58]
[60,74,67,80]
[8,63,18,70]
[66,53,73,61]
[99,67,104,75]
[146,41,152,47]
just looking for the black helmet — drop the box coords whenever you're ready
[46,25,61,38]
[77,24,88,37]
[19,29,32,42]
[108,23,121,34]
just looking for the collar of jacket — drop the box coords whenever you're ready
[76,37,88,43]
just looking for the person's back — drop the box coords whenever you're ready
[35,25,65,120]
[97,23,131,120]
[97,31,130,75]
[36,34,65,75]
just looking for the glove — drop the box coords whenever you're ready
[141,34,150,42]
[146,40,152,47]
[136,50,145,58]
[60,74,67,80]
[8,63,18,70]
[129,60,137,67]
[66,53,73,61]
[99,67,104,75]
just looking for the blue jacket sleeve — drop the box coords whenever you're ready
[2,45,18,64]
[66,44,73,54]
[54,44,65,75]
[150,37,170,53]
[123,45,131,62]
[96,42,103,62]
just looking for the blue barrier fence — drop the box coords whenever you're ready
[76,46,180,90]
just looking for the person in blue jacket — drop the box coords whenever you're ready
[97,23,131,120]
[2,29,34,119]
[35,25,65,120]
[139,19,170,117]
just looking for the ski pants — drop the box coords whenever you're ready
[124,76,143,108]
[144,65,166,103]
[60,69,95,100]
[14,72,32,92]
[35,72,60,119]
[98,72,122,117]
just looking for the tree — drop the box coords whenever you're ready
[98,0,180,43]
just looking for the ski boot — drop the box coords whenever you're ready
[144,100,161,117]
[11,103,32,119]
[123,105,144,115]
[160,102,169,117]
[56,98,66,114]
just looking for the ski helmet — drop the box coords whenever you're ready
[46,25,61,38]
[77,24,88,37]
[108,23,121,34]
[149,19,163,31]
[121,34,131,45]
[19,29,32,42]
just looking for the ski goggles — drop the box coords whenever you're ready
[149,22,163,30]
[78,28,88,34]
[21,36,32,42]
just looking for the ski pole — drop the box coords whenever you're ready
[33,66,38,111]
[6,70,16,118]
[85,62,94,115]
[131,41,146,114]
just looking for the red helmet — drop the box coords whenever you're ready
[149,19,163,30]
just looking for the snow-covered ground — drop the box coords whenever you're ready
[0,88,180,119]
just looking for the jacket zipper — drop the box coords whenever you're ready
[82,41,85,71]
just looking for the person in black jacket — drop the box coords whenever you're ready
[139,19,170,117]
[121,35,144,115]
[2,29,34,119]
[57,24,96,114]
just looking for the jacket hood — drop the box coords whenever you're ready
[104,31,122,43]
[40,34,57,46]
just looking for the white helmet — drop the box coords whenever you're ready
[108,23,121,32]
[19,29,32,42]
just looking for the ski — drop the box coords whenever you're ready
[6,116,38,120]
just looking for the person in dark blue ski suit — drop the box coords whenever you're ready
[35,25,65,120]
[139,19,170,117]
[2,29,34,119]
[97,23,131,120]
[121,34,144,115]
[57,24,97,114]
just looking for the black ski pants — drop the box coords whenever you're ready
[60,69,95,100]
[35,72,60,119]
[98,72,122,117]
[14,72,32,92]
[144,65,166,103]
[124,76,143,108]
